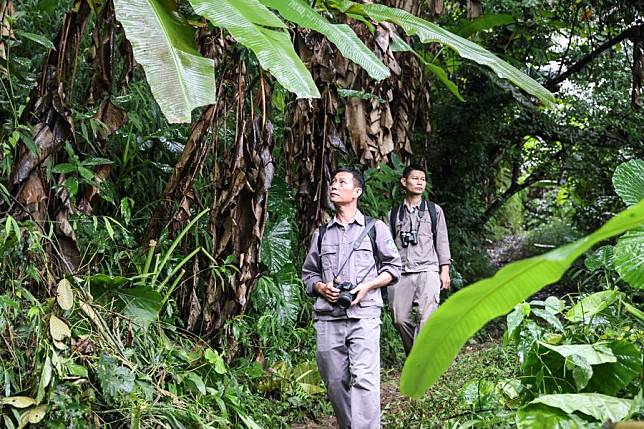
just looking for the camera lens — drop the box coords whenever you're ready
[337,292,353,309]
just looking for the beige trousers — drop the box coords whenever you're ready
[314,317,381,429]
[388,270,441,355]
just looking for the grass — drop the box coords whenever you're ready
[381,342,518,428]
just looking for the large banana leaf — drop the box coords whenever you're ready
[114,0,215,123]
[335,2,555,105]
[259,0,390,81]
[190,0,320,99]
[400,200,644,398]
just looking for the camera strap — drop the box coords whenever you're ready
[391,200,438,251]
[407,200,426,234]
[331,217,377,282]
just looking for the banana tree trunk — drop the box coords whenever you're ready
[9,0,129,275]
[286,1,432,246]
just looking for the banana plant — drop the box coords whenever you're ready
[114,0,216,123]
[113,0,555,124]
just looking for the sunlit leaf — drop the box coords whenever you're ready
[539,342,616,365]
[613,159,644,206]
[205,349,227,375]
[190,0,319,98]
[114,0,216,123]
[529,393,632,423]
[260,0,389,81]
[565,290,621,323]
[516,404,601,429]
[400,201,644,397]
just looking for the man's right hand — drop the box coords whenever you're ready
[314,281,339,303]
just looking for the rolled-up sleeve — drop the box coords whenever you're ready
[302,229,322,297]
[374,220,402,285]
[435,204,451,266]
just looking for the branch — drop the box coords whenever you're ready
[481,171,545,225]
[545,24,643,92]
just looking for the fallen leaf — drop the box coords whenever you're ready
[49,315,71,342]
[56,278,74,310]
[0,396,36,408]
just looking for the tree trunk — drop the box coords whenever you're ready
[9,0,129,279]
[286,1,432,247]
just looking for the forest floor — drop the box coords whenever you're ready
[290,335,514,429]
[290,239,523,428]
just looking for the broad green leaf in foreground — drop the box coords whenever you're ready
[400,200,644,397]
[114,0,216,123]
[539,342,616,365]
[584,340,641,396]
[529,393,632,423]
[516,405,599,429]
[260,0,390,81]
[565,290,621,323]
[346,3,555,105]
[91,281,162,327]
[613,227,644,289]
[613,159,644,206]
[190,0,320,99]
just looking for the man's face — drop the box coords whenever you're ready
[401,170,426,196]
[330,172,362,204]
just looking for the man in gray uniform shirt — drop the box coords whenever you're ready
[302,167,401,429]
[387,164,451,355]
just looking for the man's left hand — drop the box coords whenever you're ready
[440,269,451,290]
[349,283,371,306]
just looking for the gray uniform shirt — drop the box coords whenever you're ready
[302,210,402,321]
[386,201,451,273]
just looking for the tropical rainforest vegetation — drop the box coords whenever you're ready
[0,0,642,428]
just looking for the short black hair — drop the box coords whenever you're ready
[332,167,365,189]
[403,164,426,179]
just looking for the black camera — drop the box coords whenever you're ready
[400,231,418,247]
[335,281,355,309]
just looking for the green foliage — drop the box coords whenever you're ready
[360,153,406,219]
[613,160,644,207]
[382,344,518,428]
[401,199,644,397]
[190,0,320,99]
[260,0,390,81]
[0,281,283,428]
[113,0,216,123]
[352,2,555,104]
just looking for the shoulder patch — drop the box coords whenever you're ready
[385,238,397,252]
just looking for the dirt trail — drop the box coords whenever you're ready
[289,372,404,429]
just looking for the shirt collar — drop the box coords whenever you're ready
[328,210,365,227]
[404,199,422,212]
